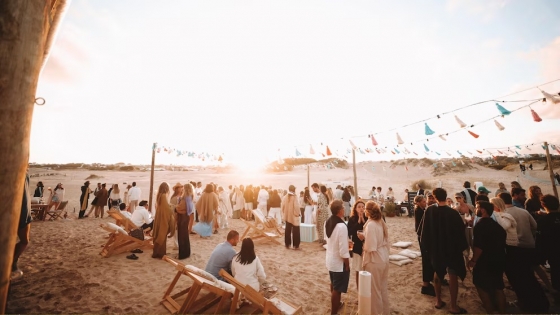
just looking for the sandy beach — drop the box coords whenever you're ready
[7,163,559,314]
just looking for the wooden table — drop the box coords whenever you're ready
[31,204,49,221]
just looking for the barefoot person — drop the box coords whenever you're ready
[325,200,350,315]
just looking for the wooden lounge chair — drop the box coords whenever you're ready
[99,209,153,257]
[239,209,283,245]
[44,200,68,221]
[219,269,302,315]
[161,256,233,314]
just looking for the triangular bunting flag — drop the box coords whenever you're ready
[369,134,378,146]
[468,130,479,138]
[394,148,400,154]
[496,103,511,116]
[349,140,357,150]
[455,115,467,128]
[296,149,301,156]
[310,145,315,154]
[541,90,560,104]
[531,109,542,122]
[494,120,505,131]
[425,123,435,135]
[424,144,429,152]
[396,133,404,145]
[477,150,483,154]
[439,135,447,141]
[326,146,332,156]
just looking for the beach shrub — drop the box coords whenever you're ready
[410,179,433,191]
[119,166,135,171]
[85,174,102,180]
[384,202,396,217]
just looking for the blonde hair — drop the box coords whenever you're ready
[112,184,120,194]
[183,183,194,198]
[490,197,506,212]
[364,201,388,240]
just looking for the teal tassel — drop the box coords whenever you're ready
[496,103,511,115]
[424,144,430,152]
[425,123,435,135]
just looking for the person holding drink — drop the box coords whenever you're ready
[348,200,366,289]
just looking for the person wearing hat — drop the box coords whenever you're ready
[78,181,92,219]
[477,186,491,197]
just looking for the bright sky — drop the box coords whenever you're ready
[33,0,560,167]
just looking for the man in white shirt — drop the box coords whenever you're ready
[128,182,141,214]
[324,200,350,315]
[131,200,153,230]
[257,185,269,216]
[334,185,344,200]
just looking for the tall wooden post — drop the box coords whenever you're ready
[353,149,358,198]
[0,2,65,312]
[544,142,559,198]
[307,164,310,188]
[148,143,156,212]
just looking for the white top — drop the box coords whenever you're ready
[128,186,141,200]
[334,189,344,200]
[110,191,120,200]
[325,221,350,272]
[53,189,64,201]
[131,206,153,227]
[231,256,266,291]
[257,189,269,204]
[194,187,202,202]
[494,212,519,246]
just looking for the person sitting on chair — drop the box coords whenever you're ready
[205,230,240,280]
[131,200,153,231]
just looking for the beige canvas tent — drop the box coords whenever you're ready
[0,0,70,312]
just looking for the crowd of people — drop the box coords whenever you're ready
[412,180,560,314]
[14,174,560,314]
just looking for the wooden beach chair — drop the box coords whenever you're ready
[161,256,233,314]
[239,210,283,245]
[219,269,302,315]
[99,209,153,257]
[44,200,68,221]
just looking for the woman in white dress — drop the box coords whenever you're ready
[303,188,314,224]
[362,201,390,314]
[232,238,266,292]
[231,187,245,219]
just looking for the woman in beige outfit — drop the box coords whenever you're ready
[362,201,390,314]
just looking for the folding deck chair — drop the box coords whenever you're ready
[44,200,68,221]
[161,256,233,314]
[239,209,283,245]
[219,269,302,315]
[99,209,153,257]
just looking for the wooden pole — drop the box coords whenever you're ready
[0,2,57,312]
[307,164,310,188]
[148,144,156,212]
[353,149,358,198]
[544,142,559,199]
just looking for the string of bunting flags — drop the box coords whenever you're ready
[151,143,225,162]
[279,79,560,162]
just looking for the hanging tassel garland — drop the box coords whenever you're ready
[468,130,479,138]
[425,123,435,135]
[396,133,404,145]
[531,109,542,122]
[455,115,467,128]
[496,103,512,116]
[494,120,505,131]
